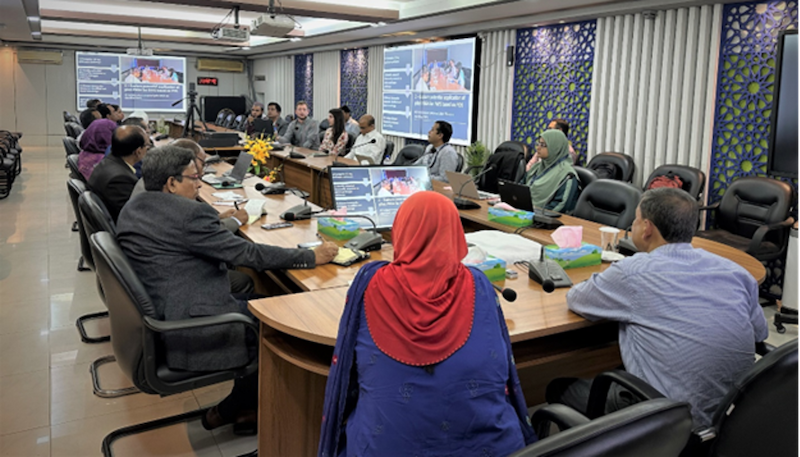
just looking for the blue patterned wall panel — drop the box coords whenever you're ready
[340,48,369,120]
[709,1,797,297]
[294,54,314,117]
[512,21,596,164]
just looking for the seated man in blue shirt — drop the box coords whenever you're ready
[414,120,460,182]
[547,188,768,426]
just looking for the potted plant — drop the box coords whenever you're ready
[245,134,282,182]
[464,141,490,177]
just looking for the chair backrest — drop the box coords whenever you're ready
[480,142,527,193]
[66,154,86,184]
[215,109,231,126]
[62,137,80,156]
[510,399,693,457]
[223,113,236,129]
[587,152,636,183]
[65,122,84,139]
[233,114,245,131]
[383,140,395,164]
[456,153,464,172]
[573,180,642,229]
[709,339,798,457]
[574,166,598,190]
[67,179,92,269]
[63,110,78,123]
[89,232,158,393]
[392,144,425,166]
[645,164,706,200]
[78,191,117,238]
[716,177,794,243]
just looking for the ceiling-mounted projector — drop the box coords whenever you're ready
[212,26,250,42]
[251,14,295,37]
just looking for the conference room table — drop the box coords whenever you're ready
[197,159,766,457]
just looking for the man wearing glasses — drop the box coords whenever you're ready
[117,145,338,432]
[344,114,386,164]
[88,125,152,222]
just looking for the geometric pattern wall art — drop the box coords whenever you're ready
[295,53,314,117]
[709,1,797,297]
[511,20,597,165]
[340,48,369,120]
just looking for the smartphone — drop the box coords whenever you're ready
[297,240,323,249]
[261,222,293,230]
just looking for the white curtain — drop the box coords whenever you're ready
[587,5,723,189]
[476,29,516,153]
[252,56,294,118]
[313,51,341,119]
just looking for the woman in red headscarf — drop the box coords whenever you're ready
[318,191,536,457]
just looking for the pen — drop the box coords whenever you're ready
[234,201,240,210]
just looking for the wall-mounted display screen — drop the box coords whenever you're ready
[382,37,476,146]
[76,52,187,112]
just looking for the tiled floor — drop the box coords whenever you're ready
[1,146,797,456]
[0,147,257,457]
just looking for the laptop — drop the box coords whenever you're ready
[497,179,563,217]
[202,151,253,185]
[445,171,500,200]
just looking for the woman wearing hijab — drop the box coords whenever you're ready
[78,118,117,181]
[522,129,579,214]
[319,191,536,457]
[320,108,349,156]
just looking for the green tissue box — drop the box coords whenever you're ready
[317,217,360,240]
[487,207,533,228]
[544,243,602,269]
[465,255,507,282]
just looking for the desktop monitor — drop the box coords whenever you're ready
[329,165,433,230]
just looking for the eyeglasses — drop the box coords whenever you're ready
[536,140,547,148]
[175,174,201,182]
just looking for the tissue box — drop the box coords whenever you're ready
[487,207,533,228]
[544,243,602,269]
[317,217,361,240]
[465,255,507,282]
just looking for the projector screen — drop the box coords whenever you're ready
[76,52,187,112]
[382,37,476,146]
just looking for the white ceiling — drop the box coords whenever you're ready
[0,0,736,58]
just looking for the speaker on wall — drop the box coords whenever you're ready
[506,45,515,67]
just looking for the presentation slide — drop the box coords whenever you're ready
[76,52,187,112]
[382,37,476,146]
[330,166,432,229]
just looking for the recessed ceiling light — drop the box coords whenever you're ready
[289,37,302,42]
[28,16,40,22]
[241,46,250,50]
[559,20,565,24]
[370,21,387,27]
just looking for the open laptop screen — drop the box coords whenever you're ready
[329,165,433,230]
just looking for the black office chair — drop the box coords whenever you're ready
[78,191,139,399]
[573,180,642,229]
[383,140,395,164]
[470,141,526,193]
[573,166,598,191]
[644,165,706,201]
[88,232,258,457]
[584,339,797,457]
[215,109,233,126]
[696,177,795,262]
[222,113,236,129]
[63,110,79,123]
[0,132,22,177]
[233,114,245,132]
[66,154,86,185]
[67,179,92,271]
[587,152,636,183]
[318,119,330,143]
[62,136,79,157]
[64,121,84,139]
[510,398,693,457]
[392,144,425,166]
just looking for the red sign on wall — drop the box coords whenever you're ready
[197,77,219,86]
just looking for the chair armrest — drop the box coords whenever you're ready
[586,370,665,419]
[143,313,259,336]
[756,341,775,356]
[530,403,590,439]
[698,202,719,212]
[747,217,794,254]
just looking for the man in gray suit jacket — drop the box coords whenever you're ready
[117,145,338,431]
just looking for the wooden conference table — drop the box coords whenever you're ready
[197,158,765,456]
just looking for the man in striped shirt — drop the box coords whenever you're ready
[547,188,768,426]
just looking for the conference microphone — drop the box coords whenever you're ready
[453,165,495,210]
[311,213,383,251]
[539,246,555,292]
[531,205,564,230]
[279,188,315,221]
[254,182,286,195]
[491,284,517,302]
[346,138,377,154]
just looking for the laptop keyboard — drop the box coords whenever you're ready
[478,190,500,200]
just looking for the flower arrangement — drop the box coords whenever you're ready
[245,134,282,182]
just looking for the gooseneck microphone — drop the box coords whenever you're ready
[491,284,517,302]
[255,182,287,195]
[280,189,315,221]
[453,165,495,210]
[312,213,383,251]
